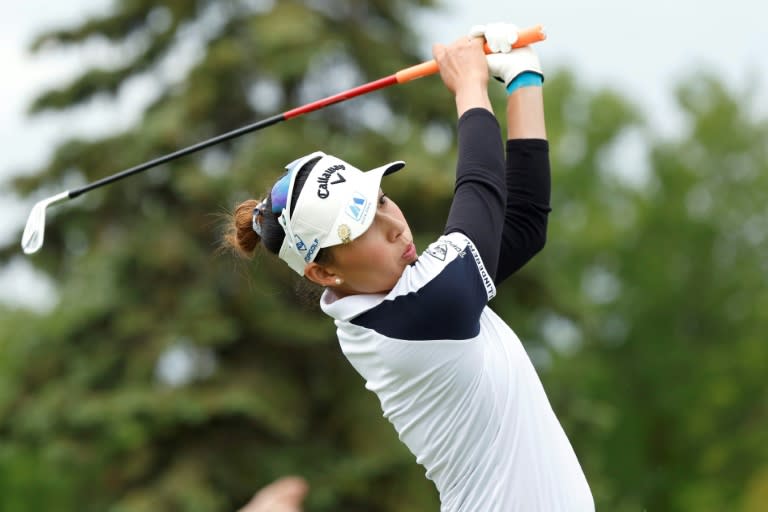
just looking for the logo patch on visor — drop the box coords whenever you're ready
[304,238,320,262]
[294,235,307,252]
[346,193,369,223]
[338,224,352,244]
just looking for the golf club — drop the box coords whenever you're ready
[21,25,546,255]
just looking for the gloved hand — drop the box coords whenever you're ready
[469,23,543,88]
[468,22,519,53]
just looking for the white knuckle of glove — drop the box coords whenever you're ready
[468,22,519,53]
[485,46,542,86]
[468,24,487,39]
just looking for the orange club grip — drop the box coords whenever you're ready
[395,24,546,84]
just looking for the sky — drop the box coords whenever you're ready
[2,0,767,309]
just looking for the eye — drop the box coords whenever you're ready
[378,193,388,206]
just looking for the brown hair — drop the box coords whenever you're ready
[224,198,265,258]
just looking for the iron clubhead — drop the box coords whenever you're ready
[21,191,70,255]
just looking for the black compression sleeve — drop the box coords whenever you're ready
[444,108,507,281]
[495,139,552,284]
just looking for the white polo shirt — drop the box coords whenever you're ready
[320,232,594,511]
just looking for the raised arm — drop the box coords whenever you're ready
[470,23,552,284]
[498,86,551,283]
[434,38,507,281]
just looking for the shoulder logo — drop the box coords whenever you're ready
[446,239,466,258]
[426,243,448,261]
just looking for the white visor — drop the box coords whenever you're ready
[276,152,405,275]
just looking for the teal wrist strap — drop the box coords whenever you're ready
[506,71,543,95]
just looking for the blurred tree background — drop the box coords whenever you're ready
[1,0,766,511]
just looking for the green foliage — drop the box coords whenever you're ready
[3,1,767,511]
[4,1,446,510]
[509,72,768,510]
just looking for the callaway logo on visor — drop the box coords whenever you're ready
[316,164,346,198]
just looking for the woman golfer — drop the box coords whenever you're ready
[227,23,594,512]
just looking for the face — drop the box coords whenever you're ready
[323,190,417,295]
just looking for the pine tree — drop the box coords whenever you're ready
[4,2,767,510]
[2,1,455,510]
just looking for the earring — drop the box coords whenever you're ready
[334,277,342,286]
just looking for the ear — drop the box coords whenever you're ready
[304,261,338,288]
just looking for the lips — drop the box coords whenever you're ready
[402,242,417,261]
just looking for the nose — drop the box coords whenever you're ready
[377,210,404,243]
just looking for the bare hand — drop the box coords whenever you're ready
[432,37,489,95]
[432,37,492,116]
[238,476,309,512]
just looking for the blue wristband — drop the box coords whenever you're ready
[506,71,543,95]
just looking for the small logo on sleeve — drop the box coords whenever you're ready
[465,241,496,300]
[426,243,447,261]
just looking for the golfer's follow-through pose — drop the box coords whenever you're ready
[226,23,594,511]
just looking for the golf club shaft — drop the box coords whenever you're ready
[284,25,545,118]
[69,25,546,199]
[70,113,284,198]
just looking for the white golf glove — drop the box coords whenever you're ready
[468,22,520,53]
[469,23,543,87]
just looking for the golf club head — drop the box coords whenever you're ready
[21,191,70,255]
